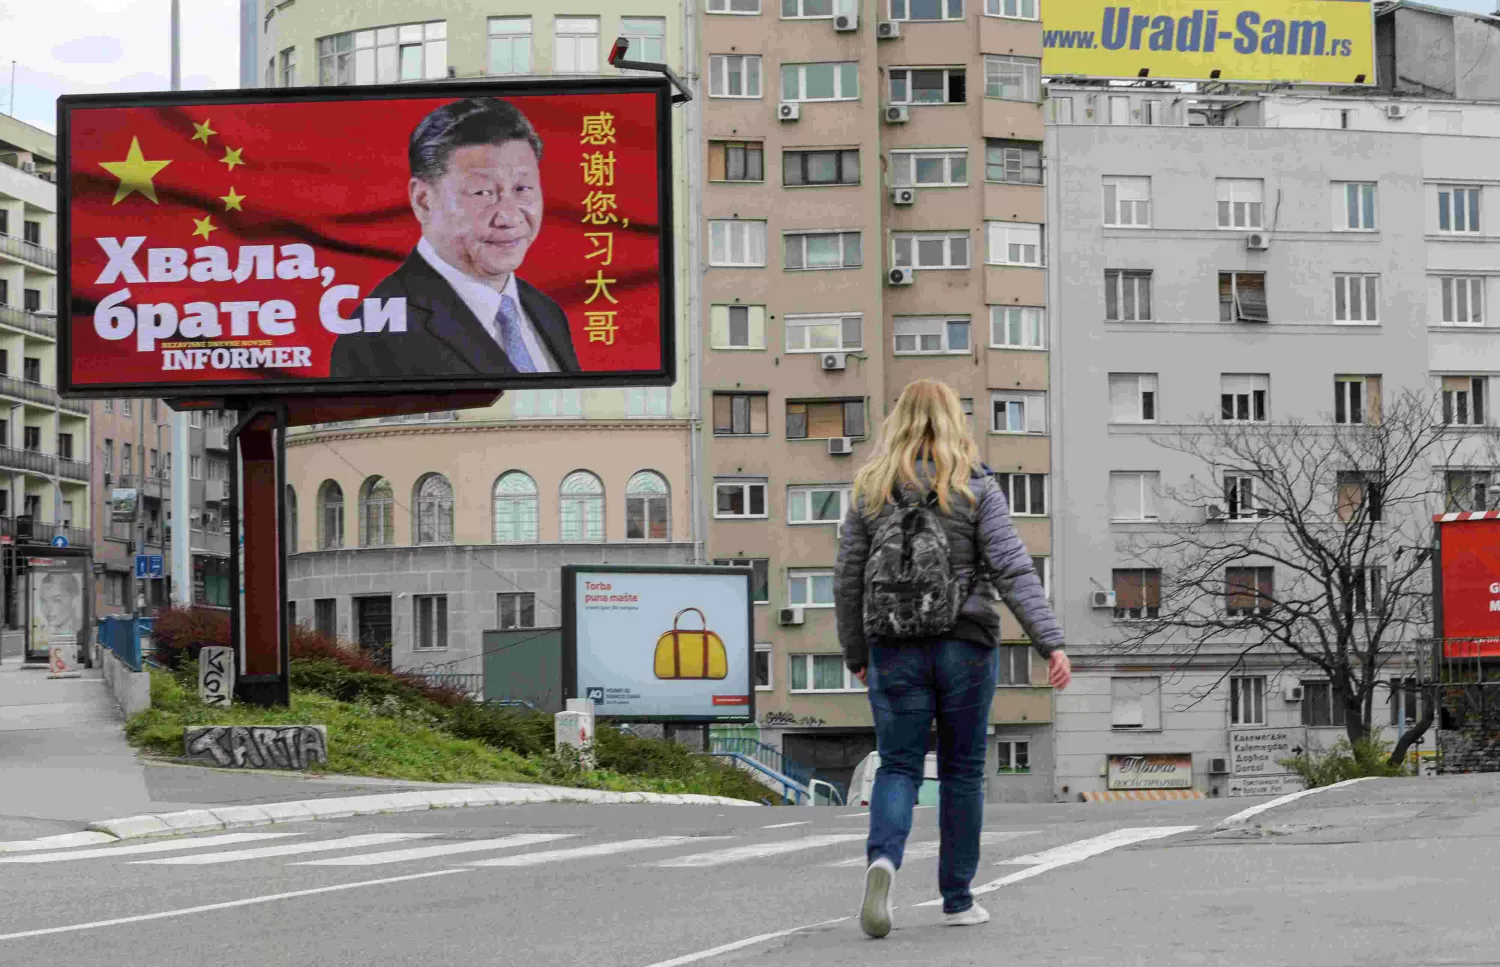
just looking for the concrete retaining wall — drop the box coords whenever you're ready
[99,646,151,719]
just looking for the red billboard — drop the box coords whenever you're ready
[58,78,674,397]
[1436,512,1500,658]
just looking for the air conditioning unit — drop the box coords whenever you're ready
[1283,684,1305,703]
[1209,757,1230,775]
[1206,504,1226,522]
[891,187,916,205]
[885,105,910,124]
[877,20,901,38]
[103,472,113,486]
[834,10,858,30]
[828,436,853,456]
[778,101,800,122]
[20,161,35,174]
[1246,232,1269,251]
[1386,104,1408,120]
[821,352,847,371]
[1090,590,1116,609]
[887,267,915,286]
[779,606,805,626]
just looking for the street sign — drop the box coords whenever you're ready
[1230,727,1307,778]
[51,535,68,548]
[1229,774,1306,798]
[135,555,164,578]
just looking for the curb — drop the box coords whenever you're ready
[1213,776,1372,830]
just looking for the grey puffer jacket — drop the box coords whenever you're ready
[834,465,1064,672]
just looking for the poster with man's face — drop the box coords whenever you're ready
[28,558,86,661]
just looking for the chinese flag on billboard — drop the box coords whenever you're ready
[60,79,672,396]
[1438,515,1500,658]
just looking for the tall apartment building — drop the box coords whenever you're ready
[697,0,1054,798]
[0,115,91,628]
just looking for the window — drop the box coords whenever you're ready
[1341,566,1384,616]
[984,55,1040,101]
[986,222,1043,267]
[1225,567,1274,617]
[892,233,969,270]
[998,645,1031,686]
[1221,374,1269,423]
[187,453,199,479]
[891,149,967,188]
[783,149,859,186]
[1002,473,1046,516]
[1224,474,1263,520]
[1230,676,1266,726]
[985,140,1041,185]
[103,440,114,473]
[316,21,446,86]
[22,426,40,451]
[318,480,344,549]
[892,317,970,354]
[625,387,669,418]
[1334,274,1379,324]
[991,392,1046,434]
[1113,569,1161,619]
[1108,96,1131,125]
[788,569,836,608]
[510,388,584,418]
[554,16,599,73]
[1109,373,1157,423]
[1336,471,1383,523]
[278,46,297,87]
[991,306,1045,349]
[1438,186,1480,234]
[787,399,866,439]
[61,434,76,461]
[620,17,666,63]
[1111,677,1161,730]
[996,740,1031,774]
[709,54,762,98]
[709,141,764,182]
[1445,470,1493,513]
[1142,99,1165,124]
[787,486,852,525]
[487,17,532,75]
[1429,109,1463,134]
[1219,272,1268,322]
[1388,677,1421,728]
[891,0,964,20]
[1440,277,1484,325]
[789,653,864,691]
[783,0,835,16]
[785,313,862,352]
[493,471,539,543]
[1216,179,1264,229]
[625,471,669,541]
[414,595,447,650]
[714,558,771,603]
[1109,472,1160,522]
[781,62,859,101]
[266,57,276,88]
[1104,270,1153,322]
[708,220,767,267]
[1334,375,1380,425]
[1301,682,1347,728]
[1335,182,1377,231]
[1051,96,1074,123]
[710,305,767,349]
[359,476,395,547]
[715,479,768,519]
[414,474,453,545]
[1442,376,1486,426]
[713,393,769,435]
[784,231,862,270]
[560,471,605,542]
[754,644,772,691]
[498,592,536,630]
[1323,107,1354,129]
[888,68,966,105]
[22,357,40,383]
[1103,177,1151,227]
[987,0,1037,18]
[709,0,761,11]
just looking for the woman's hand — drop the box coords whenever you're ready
[1047,650,1072,691]
[853,666,868,685]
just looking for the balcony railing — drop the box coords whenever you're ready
[0,516,92,548]
[204,428,229,451]
[0,304,56,338]
[0,446,55,475]
[0,232,56,271]
[0,375,88,413]
[58,457,91,481]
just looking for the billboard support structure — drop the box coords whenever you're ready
[227,401,289,708]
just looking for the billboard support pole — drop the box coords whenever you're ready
[228,401,289,708]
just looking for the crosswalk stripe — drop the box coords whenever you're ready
[822,830,1036,868]
[0,833,300,864]
[466,836,726,868]
[652,833,867,869]
[133,833,437,866]
[294,833,578,867]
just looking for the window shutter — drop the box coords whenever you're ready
[1109,473,1142,520]
[1142,473,1159,519]
[1025,394,1047,433]
[1108,375,1136,421]
[784,234,803,270]
[1113,570,1143,609]
[709,305,730,347]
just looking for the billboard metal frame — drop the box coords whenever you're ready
[561,564,757,724]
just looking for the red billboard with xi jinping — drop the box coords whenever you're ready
[57,77,674,397]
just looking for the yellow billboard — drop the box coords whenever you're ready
[1042,1,1375,85]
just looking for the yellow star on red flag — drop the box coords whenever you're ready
[99,137,172,205]
[221,147,244,171]
[219,187,245,212]
[191,119,216,144]
[192,215,218,239]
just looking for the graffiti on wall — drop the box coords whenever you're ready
[183,725,328,770]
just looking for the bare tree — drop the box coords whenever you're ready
[1107,390,1481,766]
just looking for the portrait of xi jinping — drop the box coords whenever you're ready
[330,97,581,380]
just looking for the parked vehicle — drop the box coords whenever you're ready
[849,751,940,808]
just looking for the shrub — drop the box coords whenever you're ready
[1279,735,1409,788]
[149,606,231,669]
[448,702,555,757]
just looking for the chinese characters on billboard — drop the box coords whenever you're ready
[1437,514,1500,658]
[59,79,673,396]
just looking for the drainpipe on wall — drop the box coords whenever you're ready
[683,0,705,566]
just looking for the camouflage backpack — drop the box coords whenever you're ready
[862,487,964,640]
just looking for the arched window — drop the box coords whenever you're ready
[414,473,454,545]
[559,471,604,543]
[318,480,344,550]
[359,476,395,547]
[493,471,539,543]
[625,471,669,541]
[285,486,298,553]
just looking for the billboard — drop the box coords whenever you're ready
[563,565,754,722]
[1435,512,1500,658]
[27,556,89,664]
[1042,1,1376,85]
[58,78,674,397]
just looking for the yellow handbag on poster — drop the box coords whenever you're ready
[653,608,728,680]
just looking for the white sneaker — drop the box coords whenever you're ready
[945,902,991,927]
[860,857,896,939]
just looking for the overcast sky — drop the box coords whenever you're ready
[3,0,1500,134]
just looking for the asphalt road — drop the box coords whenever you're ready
[1,776,1495,967]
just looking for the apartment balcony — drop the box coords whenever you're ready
[0,304,56,339]
[0,232,56,271]
[58,456,91,482]
[204,479,229,503]
[0,445,55,476]
[0,516,92,548]
[204,427,230,451]
[0,374,90,414]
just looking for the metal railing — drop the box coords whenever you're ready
[58,457,91,481]
[0,232,56,270]
[98,616,153,672]
[406,669,484,700]
[0,375,61,406]
[0,304,56,338]
[0,516,93,547]
[0,445,55,475]
[709,736,845,804]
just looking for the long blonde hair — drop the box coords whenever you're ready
[853,379,981,518]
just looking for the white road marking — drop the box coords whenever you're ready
[639,917,851,967]
[133,833,436,866]
[823,830,1036,868]
[915,826,1198,907]
[466,836,725,868]
[1215,776,1372,829]
[839,812,870,819]
[295,833,577,867]
[761,821,811,829]
[653,833,867,868]
[0,831,118,853]
[0,833,300,864]
[0,870,467,942]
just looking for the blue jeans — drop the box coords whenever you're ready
[866,639,998,915]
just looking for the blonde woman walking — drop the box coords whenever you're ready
[834,378,1070,938]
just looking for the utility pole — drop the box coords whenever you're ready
[169,0,192,607]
